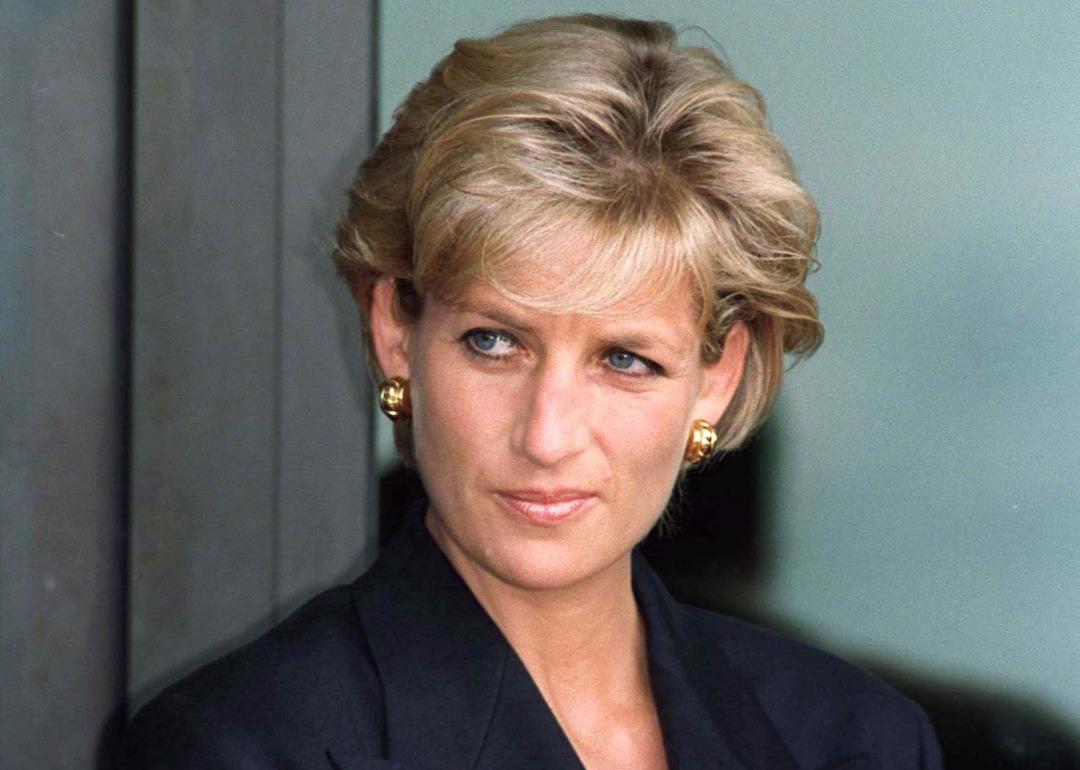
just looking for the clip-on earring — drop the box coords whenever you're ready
[684,419,718,464]
[378,377,411,421]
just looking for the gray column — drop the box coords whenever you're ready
[127,0,378,707]
[0,2,128,768]
[276,1,380,617]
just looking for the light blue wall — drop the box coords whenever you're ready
[379,2,1080,726]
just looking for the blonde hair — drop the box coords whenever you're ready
[334,14,823,461]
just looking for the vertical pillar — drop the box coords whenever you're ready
[128,0,378,705]
[0,2,129,767]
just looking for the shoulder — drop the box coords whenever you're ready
[120,585,386,769]
[678,603,941,768]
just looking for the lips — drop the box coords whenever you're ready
[496,489,598,526]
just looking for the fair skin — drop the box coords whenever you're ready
[369,268,748,770]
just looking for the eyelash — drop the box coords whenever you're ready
[457,328,665,378]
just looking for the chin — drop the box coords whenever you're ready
[483,529,629,592]
[427,490,647,593]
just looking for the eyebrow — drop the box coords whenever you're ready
[453,300,689,358]
[455,301,538,335]
[604,332,684,356]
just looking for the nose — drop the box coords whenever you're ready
[513,361,589,468]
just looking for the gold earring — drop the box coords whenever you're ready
[684,419,718,464]
[378,377,411,421]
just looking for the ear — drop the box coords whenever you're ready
[695,322,750,424]
[369,278,412,380]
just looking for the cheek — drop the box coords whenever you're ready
[411,356,507,482]
[595,390,692,487]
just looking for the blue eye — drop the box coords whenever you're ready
[462,328,516,358]
[471,331,500,351]
[606,349,658,376]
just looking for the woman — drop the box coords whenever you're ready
[122,14,942,769]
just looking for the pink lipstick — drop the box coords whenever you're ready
[496,489,597,526]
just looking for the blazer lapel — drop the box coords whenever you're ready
[349,506,797,770]
[471,651,586,770]
[633,551,801,770]
[350,508,584,770]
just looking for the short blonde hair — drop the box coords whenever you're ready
[334,14,823,461]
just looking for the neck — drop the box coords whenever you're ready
[426,514,649,706]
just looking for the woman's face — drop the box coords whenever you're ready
[370,270,747,593]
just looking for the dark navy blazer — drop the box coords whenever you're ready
[121,508,942,769]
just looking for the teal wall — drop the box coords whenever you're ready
[379,2,1080,727]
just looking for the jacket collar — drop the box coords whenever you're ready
[632,550,799,770]
[343,505,798,770]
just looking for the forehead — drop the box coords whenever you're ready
[430,218,706,321]
[453,276,690,318]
